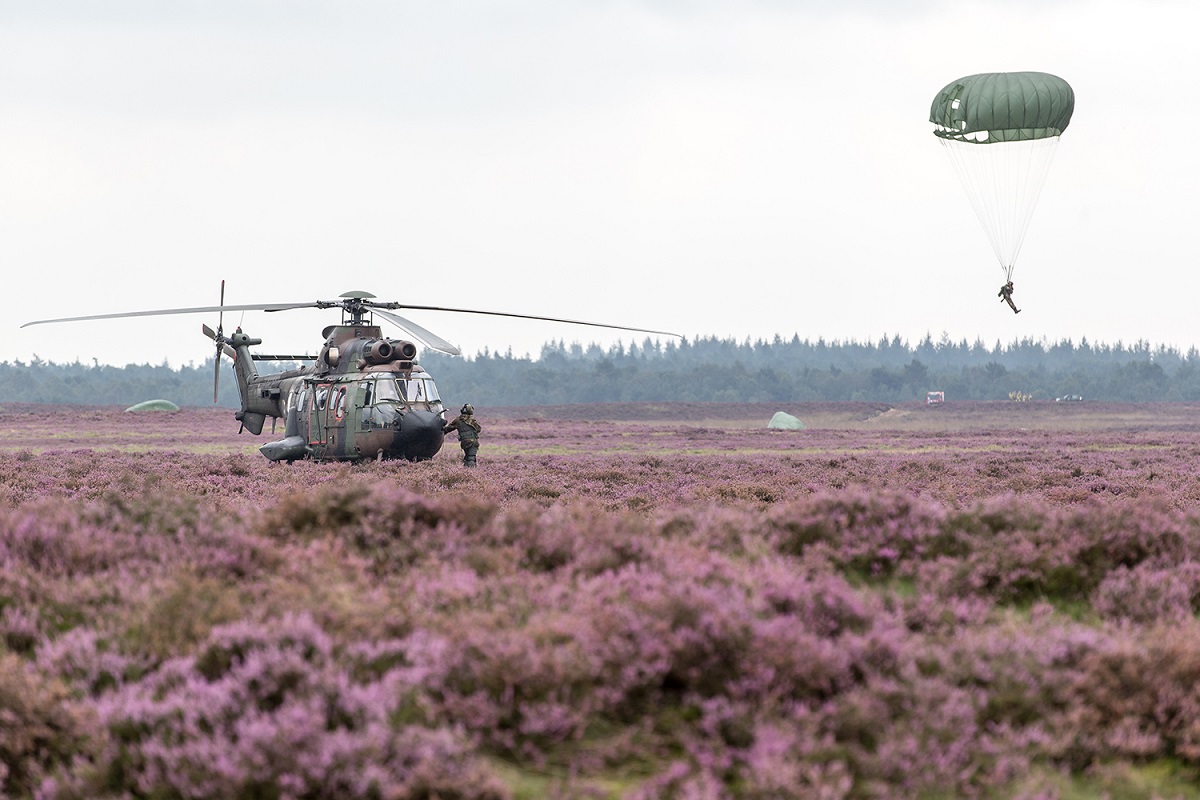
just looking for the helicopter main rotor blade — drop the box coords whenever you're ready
[372,309,462,356]
[21,302,321,328]
[376,303,682,339]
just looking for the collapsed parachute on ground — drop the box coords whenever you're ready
[767,411,805,430]
[124,399,180,412]
[930,71,1074,282]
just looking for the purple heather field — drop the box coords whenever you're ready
[4,400,1200,799]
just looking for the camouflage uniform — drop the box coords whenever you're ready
[998,281,1020,314]
[443,410,482,467]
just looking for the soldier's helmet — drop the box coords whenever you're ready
[461,403,474,415]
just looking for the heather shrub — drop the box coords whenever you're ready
[735,719,855,800]
[935,498,1200,605]
[174,522,285,581]
[355,483,495,537]
[579,546,760,703]
[119,572,247,661]
[622,638,1047,798]
[491,501,655,576]
[415,549,758,756]
[919,609,1105,730]
[2,495,271,587]
[1055,621,1200,767]
[11,409,1200,796]
[1069,500,1196,573]
[656,505,774,559]
[257,481,374,540]
[1,506,116,578]
[772,618,1063,795]
[898,591,994,634]
[644,608,1105,798]
[0,653,96,798]
[47,613,508,800]
[415,540,915,772]
[90,482,204,537]
[418,614,604,757]
[822,679,1016,796]
[942,492,1053,544]
[940,513,1092,604]
[0,605,40,654]
[36,628,146,696]
[766,490,956,576]
[256,481,495,569]
[1092,561,1200,624]
[625,763,733,800]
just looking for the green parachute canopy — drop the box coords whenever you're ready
[929,71,1074,281]
[930,71,1074,144]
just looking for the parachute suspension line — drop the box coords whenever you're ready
[1004,137,1059,273]
[938,137,1008,272]
[938,136,1060,280]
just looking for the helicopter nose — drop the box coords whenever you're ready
[396,409,445,461]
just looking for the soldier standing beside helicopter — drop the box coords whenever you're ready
[443,404,482,467]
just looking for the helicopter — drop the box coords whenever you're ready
[22,285,681,463]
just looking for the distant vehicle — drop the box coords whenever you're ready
[1056,394,1084,402]
[926,391,945,405]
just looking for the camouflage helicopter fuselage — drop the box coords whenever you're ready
[229,323,446,462]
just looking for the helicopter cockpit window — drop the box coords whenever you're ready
[362,376,439,408]
[398,379,423,402]
[372,378,402,403]
[398,377,440,404]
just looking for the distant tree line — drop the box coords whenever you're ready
[423,334,1200,405]
[0,357,242,407]
[3,334,1199,407]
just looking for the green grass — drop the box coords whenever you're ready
[992,760,1200,800]
[491,757,1200,799]
[492,761,640,800]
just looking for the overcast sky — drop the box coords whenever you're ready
[3,0,1195,368]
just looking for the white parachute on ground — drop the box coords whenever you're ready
[767,411,805,430]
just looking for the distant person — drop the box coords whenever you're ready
[443,403,482,467]
[998,280,1020,314]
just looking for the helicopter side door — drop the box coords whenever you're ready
[308,382,333,450]
[327,384,349,456]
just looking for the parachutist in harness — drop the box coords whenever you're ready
[998,281,1020,314]
[932,72,1073,317]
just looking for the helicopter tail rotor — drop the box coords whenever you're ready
[207,281,227,403]
[202,324,237,359]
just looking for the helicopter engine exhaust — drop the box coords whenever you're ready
[362,340,394,365]
[391,340,418,361]
[360,339,418,366]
